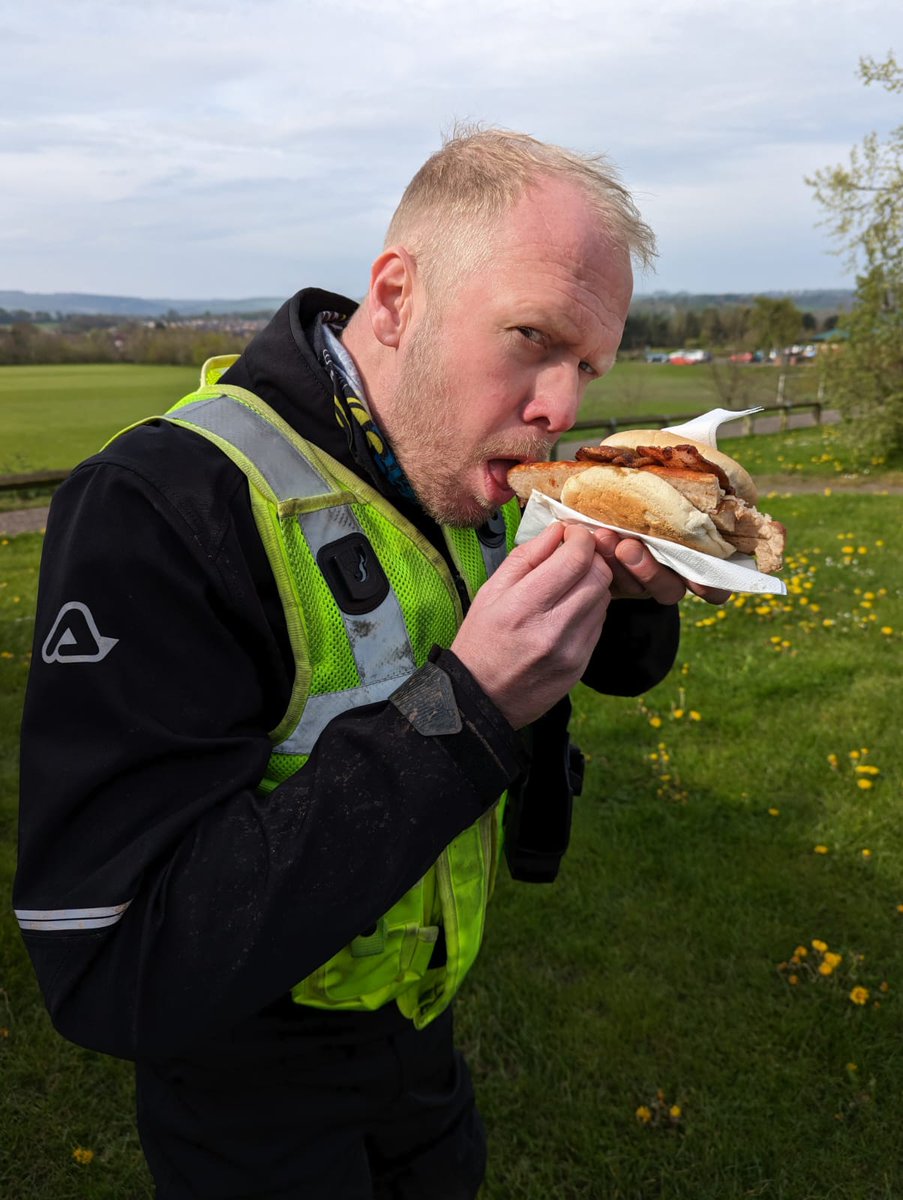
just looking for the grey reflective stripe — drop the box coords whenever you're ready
[478,537,508,579]
[275,505,418,756]
[173,396,333,502]
[15,901,131,932]
[276,674,414,756]
[297,506,416,686]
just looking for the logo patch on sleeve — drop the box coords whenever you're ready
[41,602,119,664]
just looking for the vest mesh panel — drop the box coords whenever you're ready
[353,503,460,657]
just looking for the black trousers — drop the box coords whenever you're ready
[135,998,486,1199]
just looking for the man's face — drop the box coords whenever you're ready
[383,177,634,527]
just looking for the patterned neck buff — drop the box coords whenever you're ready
[313,312,417,502]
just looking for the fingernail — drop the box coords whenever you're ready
[619,540,645,567]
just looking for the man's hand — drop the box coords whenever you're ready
[451,522,613,729]
[591,528,732,606]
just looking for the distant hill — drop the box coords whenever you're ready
[1,287,856,320]
[632,289,855,312]
[0,290,284,318]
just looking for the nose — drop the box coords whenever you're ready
[521,363,583,435]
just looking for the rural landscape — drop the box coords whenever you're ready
[2,28,902,1200]
[2,336,902,1197]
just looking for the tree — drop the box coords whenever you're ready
[806,52,903,461]
[749,296,803,354]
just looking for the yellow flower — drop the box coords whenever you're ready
[72,1147,95,1165]
[689,711,701,721]
[793,945,808,958]
[649,716,662,729]
[789,974,800,986]
[813,844,829,855]
[824,952,843,968]
[846,1062,858,1072]
[768,807,780,816]
[669,1105,682,1119]
[812,939,828,952]
[672,708,684,719]
[827,753,839,769]
[861,848,872,858]
[819,962,835,976]
[635,1105,652,1123]
[857,779,874,790]
[881,626,894,635]
[849,986,870,1006]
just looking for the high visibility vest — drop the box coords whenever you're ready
[149,356,520,1028]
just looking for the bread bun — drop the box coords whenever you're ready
[560,466,736,559]
[600,428,758,505]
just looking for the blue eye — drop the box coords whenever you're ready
[517,326,542,343]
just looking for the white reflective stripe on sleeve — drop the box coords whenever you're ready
[296,507,417,687]
[173,396,333,502]
[275,674,414,757]
[15,901,132,932]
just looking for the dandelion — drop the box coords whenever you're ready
[824,952,843,968]
[635,1105,652,1124]
[850,986,870,1006]
[847,1062,858,1072]
[812,939,828,952]
[672,709,684,720]
[861,849,872,858]
[768,807,780,816]
[649,716,662,729]
[814,844,829,855]
[857,779,874,790]
[789,974,800,986]
[689,711,701,721]
[880,981,890,993]
[819,962,835,976]
[669,1105,682,1119]
[794,945,808,958]
[72,1147,95,1165]
[881,626,894,635]
[827,753,839,769]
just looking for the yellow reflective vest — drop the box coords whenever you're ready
[157,356,520,1028]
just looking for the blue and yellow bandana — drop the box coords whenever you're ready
[314,312,417,503]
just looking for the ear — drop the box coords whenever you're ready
[366,246,418,349]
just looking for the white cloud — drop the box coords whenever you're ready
[2,0,902,296]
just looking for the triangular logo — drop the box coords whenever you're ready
[41,602,119,664]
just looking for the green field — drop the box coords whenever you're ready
[0,364,198,474]
[3,365,902,1198]
[0,361,822,477]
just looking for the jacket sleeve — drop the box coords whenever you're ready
[582,597,681,695]
[14,451,526,1060]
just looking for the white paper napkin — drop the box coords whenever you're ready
[513,407,787,596]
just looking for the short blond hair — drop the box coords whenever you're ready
[384,124,656,294]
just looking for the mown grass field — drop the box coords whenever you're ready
[2,365,902,1198]
[0,360,821,477]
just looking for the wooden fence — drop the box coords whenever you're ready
[0,400,829,493]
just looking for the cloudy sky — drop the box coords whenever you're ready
[3,0,901,301]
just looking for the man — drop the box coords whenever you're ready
[15,129,727,1198]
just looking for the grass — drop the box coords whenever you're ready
[2,370,902,1197]
[0,364,198,474]
[0,361,822,477]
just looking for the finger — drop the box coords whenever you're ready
[687,581,733,605]
[614,539,687,606]
[486,522,565,590]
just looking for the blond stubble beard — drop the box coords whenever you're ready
[382,314,553,528]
